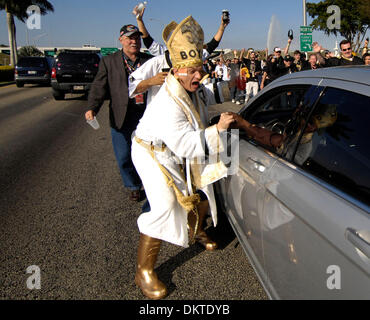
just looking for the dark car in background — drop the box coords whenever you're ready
[51,50,100,100]
[15,56,51,87]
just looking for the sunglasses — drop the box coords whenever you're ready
[342,48,352,52]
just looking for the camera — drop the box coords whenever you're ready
[222,10,230,23]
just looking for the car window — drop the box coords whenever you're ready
[57,53,100,65]
[17,57,47,68]
[241,85,322,158]
[293,87,370,207]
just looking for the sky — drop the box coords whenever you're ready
[0,0,369,52]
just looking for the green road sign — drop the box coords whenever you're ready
[300,34,313,52]
[100,47,119,56]
[300,26,312,34]
[44,50,56,57]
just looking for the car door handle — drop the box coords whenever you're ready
[345,228,370,259]
[247,158,266,173]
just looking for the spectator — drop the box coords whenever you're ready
[274,55,298,77]
[235,62,248,103]
[229,55,241,103]
[293,50,309,71]
[214,59,224,82]
[260,54,276,90]
[268,47,285,80]
[203,59,214,77]
[85,25,153,203]
[208,59,217,81]
[273,46,285,67]
[363,53,370,66]
[308,54,323,70]
[220,55,231,84]
[362,38,368,56]
[283,37,309,71]
[135,7,229,59]
[324,50,331,59]
[314,40,364,66]
[240,49,262,103]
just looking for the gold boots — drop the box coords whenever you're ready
[188,200,218,251]
[135,233,168,300]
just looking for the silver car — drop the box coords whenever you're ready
[215,66,370,299]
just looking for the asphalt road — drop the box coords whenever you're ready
[0,84,267,300]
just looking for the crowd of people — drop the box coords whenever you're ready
[84,6,369,300]
[203,37,369,105]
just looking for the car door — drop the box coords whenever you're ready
[219,84,320,296]
[261,85,370,299]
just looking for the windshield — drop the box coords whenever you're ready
[57,53,100,65]
[17,57,47,68]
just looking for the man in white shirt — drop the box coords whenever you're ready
[214,59,224,82]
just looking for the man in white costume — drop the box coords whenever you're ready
[131,16,236,300]
[129,8,229,106]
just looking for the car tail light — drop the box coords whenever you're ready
[51,68,56,79]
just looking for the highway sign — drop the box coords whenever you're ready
[300,34,313,52]
[300,26,312,34]
[100,47,119,56]
[44,50,56,57]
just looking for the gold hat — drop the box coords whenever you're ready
[162,16,204,69]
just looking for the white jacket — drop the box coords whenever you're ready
[132,73,228,247]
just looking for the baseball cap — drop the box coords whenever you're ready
[274,47,282,52]
[284,55,294,62]
[120,24,142,37]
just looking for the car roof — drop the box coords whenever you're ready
[18,56,47,59]
[276,65,370,86]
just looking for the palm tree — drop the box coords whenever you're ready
[0,0,54,66]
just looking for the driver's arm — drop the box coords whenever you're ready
[232,114,286,148]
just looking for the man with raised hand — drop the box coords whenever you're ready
[313,40,364,67]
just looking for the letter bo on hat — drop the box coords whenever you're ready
[162,16,204,69]
[120,24,142,37]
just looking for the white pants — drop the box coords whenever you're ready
[132,139,190,247]
[245,81,259,102]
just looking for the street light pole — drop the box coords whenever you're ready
[303,0,307,26]
[25,25,29,46]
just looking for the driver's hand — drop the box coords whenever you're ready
[217,112,236,132]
